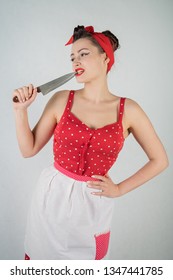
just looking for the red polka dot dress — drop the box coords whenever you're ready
[24,90,126,260]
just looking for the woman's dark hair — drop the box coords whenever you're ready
[73,25,120,53]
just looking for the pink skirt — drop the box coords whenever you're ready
[24,163,115,260]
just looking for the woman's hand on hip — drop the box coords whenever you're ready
[87,174,121,198]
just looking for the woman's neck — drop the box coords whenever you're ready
[81,77,112,103]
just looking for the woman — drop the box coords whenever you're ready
[13,25,168,260]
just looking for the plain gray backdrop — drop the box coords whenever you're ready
[0,0,172,260]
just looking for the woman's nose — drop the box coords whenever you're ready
[73,55,81,66]
[74,60,80,67]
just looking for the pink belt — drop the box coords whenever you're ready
[54,162,98,182]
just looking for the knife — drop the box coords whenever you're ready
[13,72,76,102]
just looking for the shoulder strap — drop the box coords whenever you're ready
[64,90,75,113]
[118,97,126,122]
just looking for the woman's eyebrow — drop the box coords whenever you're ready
[70,48,90,57]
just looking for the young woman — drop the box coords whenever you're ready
[13,25,168,260]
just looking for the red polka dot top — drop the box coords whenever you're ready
[53,90,126,177]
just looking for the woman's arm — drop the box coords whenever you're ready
[117,99,169,195]
[87,99,169,197]
[13,85,67,157]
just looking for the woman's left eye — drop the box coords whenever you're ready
[81,52,89,57]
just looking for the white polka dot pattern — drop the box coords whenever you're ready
[53,91,125,177]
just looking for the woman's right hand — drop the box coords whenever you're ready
[13,84,38,110]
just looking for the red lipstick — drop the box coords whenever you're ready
[75,68,85,76]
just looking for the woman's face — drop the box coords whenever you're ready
[71,38,109,83]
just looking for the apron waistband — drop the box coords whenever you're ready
[54,162,98,182]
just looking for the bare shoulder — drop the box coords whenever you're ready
[48,90,70,106]
[124,98,149,121]
[124,97,143,112]
[122,97,154,135]
[45,90,71,121]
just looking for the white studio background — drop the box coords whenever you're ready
[0,0,172,260]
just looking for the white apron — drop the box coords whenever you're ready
[24,164,115,260]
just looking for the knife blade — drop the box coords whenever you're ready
[13,72,76,102]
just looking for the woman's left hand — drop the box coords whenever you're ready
[87,174,121,198]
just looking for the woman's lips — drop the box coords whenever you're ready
[75,68,85,76]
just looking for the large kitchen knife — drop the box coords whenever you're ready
[13,72,76,102]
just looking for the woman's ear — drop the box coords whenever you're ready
[102,52,110,64]
[105,56,110,64]
[101,52,109,61]
[101,53,110,71]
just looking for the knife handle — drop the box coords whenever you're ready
[13,96,20,103]
[13,94,35,103]
[13,95,33,103]
[13,87,40,103]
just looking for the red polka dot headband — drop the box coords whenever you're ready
[65,26,114,72]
